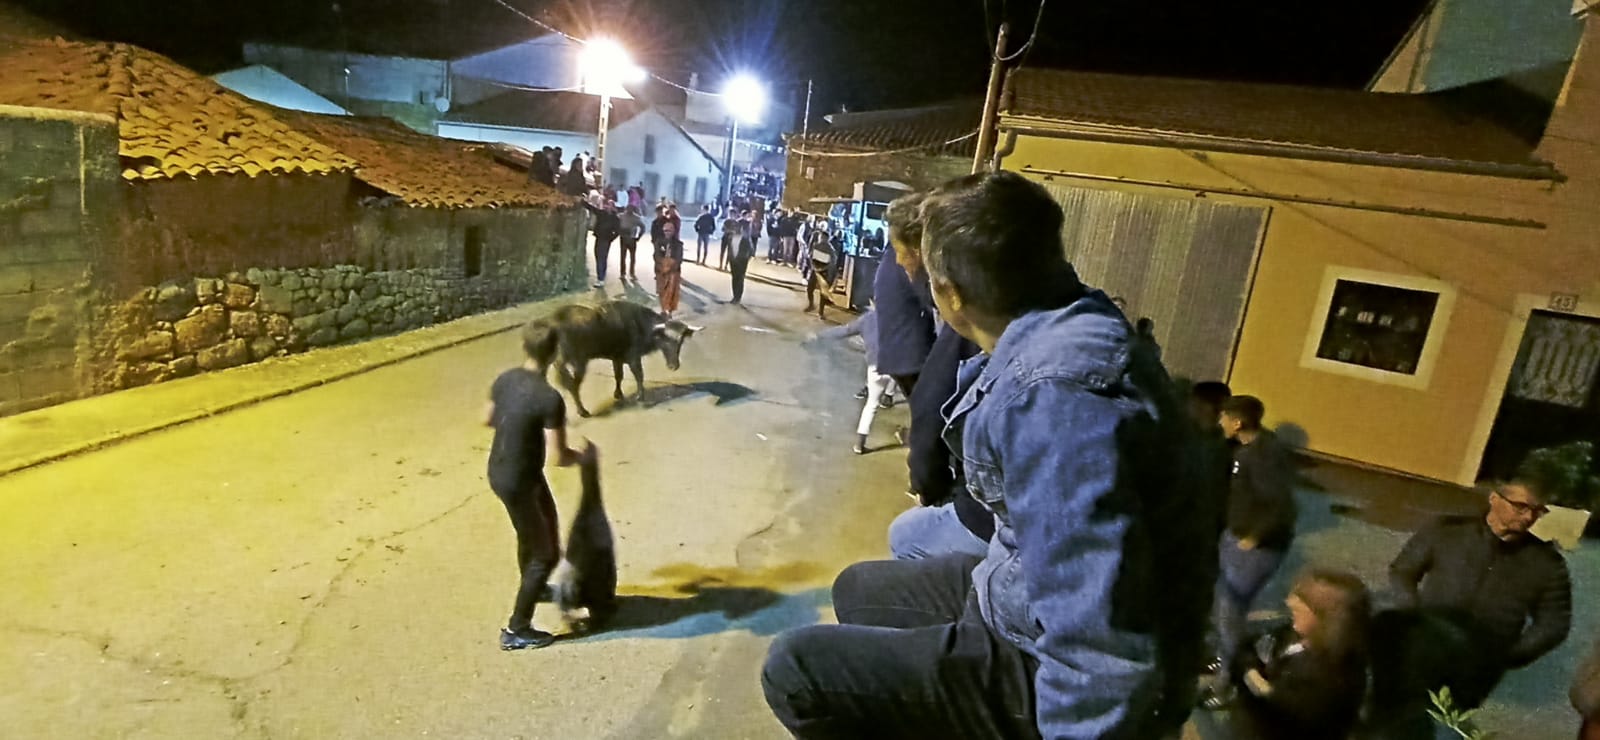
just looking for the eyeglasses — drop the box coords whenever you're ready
[1494,489,1550,518]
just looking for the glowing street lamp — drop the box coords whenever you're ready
[720,73,768,205]
[579,38,645,181]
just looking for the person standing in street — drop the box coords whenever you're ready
[482,354,584,650]
[803,223,839,320]
[727,218,753,304]
[583,202,620,288]
[694,205,716,265]
[1202,394,1299,708]
[654,219,686,317]
[617,205,645,281]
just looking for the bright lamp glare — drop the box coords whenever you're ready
[580,38,643,96]
[723,74,767,124]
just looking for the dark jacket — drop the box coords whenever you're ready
[1390,515,1572,670]
[872,243,936,378]
[694,213,716,236]
[1230,626,1368,740]
[909,325,991,541]
[1227,430,1298,550]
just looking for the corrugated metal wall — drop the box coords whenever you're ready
[1044,182,1268,381]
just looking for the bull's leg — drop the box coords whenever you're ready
[628,358,646,400]
[612,359,626,401]
[560,361,591,418]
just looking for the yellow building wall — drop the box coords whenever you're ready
[999,48,1600,484]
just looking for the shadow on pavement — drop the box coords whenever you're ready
[643,381,757,408]
[568,561,835,641]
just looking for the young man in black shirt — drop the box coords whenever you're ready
[483,356,584,650]
[1204,394,1298,705]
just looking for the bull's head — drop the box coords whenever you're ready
[652,320,700,371]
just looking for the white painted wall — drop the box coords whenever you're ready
[243,43,448,107]
[605,110,722,209]
[212,65,351,115]
[435,122,593,158]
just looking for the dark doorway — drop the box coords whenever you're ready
[1478,310,1600,481]
[464,225,486,278]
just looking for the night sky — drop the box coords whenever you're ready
[15,0,1430,115]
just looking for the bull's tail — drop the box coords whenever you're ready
[520,319,560,375]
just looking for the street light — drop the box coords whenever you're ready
[579,38,645,183]
[720,73,767,206]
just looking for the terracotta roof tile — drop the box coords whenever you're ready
[1003,68,1550,171]
[278,110,567,209]
[0,38,354,180]
[789,100,982,156]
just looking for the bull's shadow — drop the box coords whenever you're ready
[575,379,756,418]
[558,562,832,641]
[641,380,756,408]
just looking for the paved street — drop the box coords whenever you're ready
[0,259,913,739]
[2,256,1596,739]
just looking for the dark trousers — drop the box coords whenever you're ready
[619,238,638,277]
[730,256,750,303]
[762,555,1041,740]
[593,234,616,282]
[890,373,920,398]
[696,234,711,263]
[492,480,560,631]
[719,235,732,270]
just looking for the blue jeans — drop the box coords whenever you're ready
[1213,531,1286,679]
[888,502,989,561]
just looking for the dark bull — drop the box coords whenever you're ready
[520,300,700,417]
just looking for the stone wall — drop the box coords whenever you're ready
[0,106,119,417]
[100,205,587,391]
[782,148,971,210]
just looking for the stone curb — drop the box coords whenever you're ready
[0,293,582,478]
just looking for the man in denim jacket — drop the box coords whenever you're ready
[762,172,1219,739]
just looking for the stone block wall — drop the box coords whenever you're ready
[0,106,118,417]
[98,205,587,392]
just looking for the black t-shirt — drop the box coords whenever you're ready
[487,368,566,491]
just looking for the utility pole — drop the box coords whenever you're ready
[972,23,1009,174]
[596,92,612,179]
[796,79,814,183]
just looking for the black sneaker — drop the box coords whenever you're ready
[854,387,869,400]
[878,396,894,409]
[499,627,556,651]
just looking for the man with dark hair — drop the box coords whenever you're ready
[874,193,937,402]
[728,219,754,304]
[1366,470,1572,735]
[1188,380,1232,432]
[763,171,1219,739]
[1202,394,1298,707]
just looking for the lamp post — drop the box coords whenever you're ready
[720,74,767,207]
[579,38,644,182]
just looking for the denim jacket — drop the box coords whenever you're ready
[942,290,1215,739]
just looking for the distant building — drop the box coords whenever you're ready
[782,100,980,210]
[212,64,351,115]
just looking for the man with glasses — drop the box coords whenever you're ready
[1369,475,1572,735]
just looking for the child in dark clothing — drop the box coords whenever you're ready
[1226,568,1371,740]
[483,356,583,650]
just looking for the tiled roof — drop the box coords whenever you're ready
[280,110,567,209]
[0,38,353,180]
[789,100,981,157]
[443,90,644,133]
[1003,68,1549,171]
